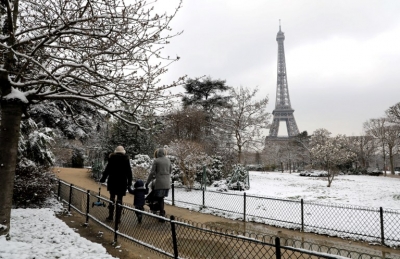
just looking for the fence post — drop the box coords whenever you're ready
[301,199,304,232]
[202,166,207,191]
[57,179,61,200]
[68,184,73,212]
[275,237,281,259]
[380,207,385,245]
[243,192,246,222]
[172,182,175,206]
[170,216,179,259]
[202,187,205,208]
[85,190,90,224]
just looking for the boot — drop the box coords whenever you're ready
[106,204,114,221]
[159,210,165,223]
[160,210,165,217]
[137,213,142,224]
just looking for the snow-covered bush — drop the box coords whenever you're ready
[227,164,249,190]
[131,154,152,168]
[130,154,152,180]
[212,180,228,192]
[18,118,54,166]
[168,140,212,191]
[13,158,56,208]
[192,182,202,190]
[207,156,223,182]
[168,155,182,183]
[299,170,329,177]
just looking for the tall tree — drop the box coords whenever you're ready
[290,131,311,169]
[216,86,270,163]
[160,107,207,144]
[0,0,182,237]
[387,102,400,124]
[347,134,377,170]
[182,76,231,114]
[383,124,400,174]
[105,111,160,158]
[181,77,231,154]
[364,118,390,175]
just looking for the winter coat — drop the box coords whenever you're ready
[100,153,132,196]
[132,180,148,206]
[146,148,171,190]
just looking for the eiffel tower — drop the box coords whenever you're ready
[269,22,300,139]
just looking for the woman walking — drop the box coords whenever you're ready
[145,148,171,221]
[100,146,132,223]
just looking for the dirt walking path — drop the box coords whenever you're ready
[53,167,400,259]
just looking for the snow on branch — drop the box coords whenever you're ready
[0,0,184,129]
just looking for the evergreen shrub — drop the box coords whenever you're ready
[13,158,56,208]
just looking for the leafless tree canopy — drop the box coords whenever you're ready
[387,102,400,124]
[214,86,270,163]
[364,118,400,175]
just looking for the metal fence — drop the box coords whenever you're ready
[168,185,400,248]
[52,179,400,259]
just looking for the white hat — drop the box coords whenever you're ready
[114,146,126,154]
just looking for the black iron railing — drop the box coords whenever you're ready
[53,179,398,259]
[168,184,400,248]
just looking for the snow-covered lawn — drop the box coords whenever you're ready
[168,171,400,246]
[243,171,400,209]
[0,199,117,259]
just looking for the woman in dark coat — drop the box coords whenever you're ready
[100,145,132,222]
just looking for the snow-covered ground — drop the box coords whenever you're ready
[243,171,400,209]
[0,199,117,259]
[169,171,400,246]
[2,171,400,258]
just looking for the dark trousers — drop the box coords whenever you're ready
[135,205,144,222]
[108,192,123,221]
[157,197,165,216]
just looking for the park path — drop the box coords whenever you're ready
[53,167,399,258]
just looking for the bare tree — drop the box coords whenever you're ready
[387,102,400,124]
[347,134,377,170]
[160,107,207,144]
[384,124,400,174]
[0,0,182,236]
[215,86,270,163]
[169,140,210,190]
[364,117,399,176]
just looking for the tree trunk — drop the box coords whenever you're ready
[327,173,333,187]
[382,143,387,176]
[237,145,242,164]
[389,145,394,175]
[0,100,23,237]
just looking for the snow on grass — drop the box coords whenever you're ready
[0,198,117,259]
[167,171,400,246]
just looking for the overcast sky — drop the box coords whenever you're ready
[153,0,400,136]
